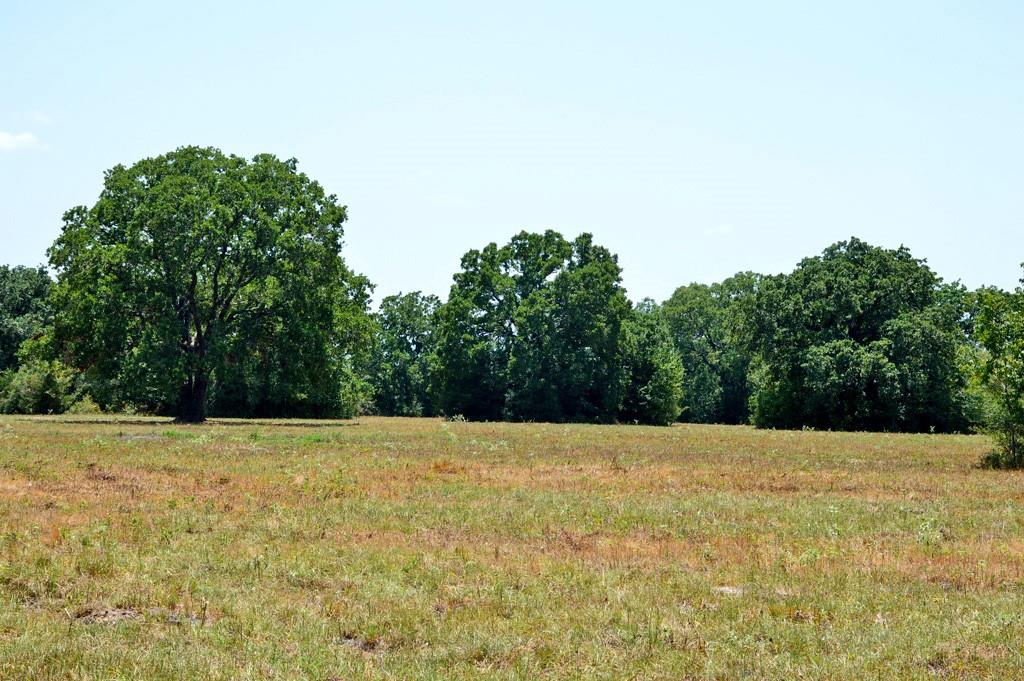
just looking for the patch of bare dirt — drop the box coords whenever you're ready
[85,463,117,482]
[115,433,167,442]
[337,631,383,652]
[75,607,141,624]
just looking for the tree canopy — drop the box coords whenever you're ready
[47,146,371,422]
[2,145,1018,437]
[432,230,682,424]
[368,291,440,416]
[746,238,971,432]
[661,273,758,424]
[618,300,685,426]
[0,265,51,373]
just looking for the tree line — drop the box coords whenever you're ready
[1,147,1022,464]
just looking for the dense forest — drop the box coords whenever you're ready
[1,147,1022,464]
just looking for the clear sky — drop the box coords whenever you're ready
[2,1,1022,303]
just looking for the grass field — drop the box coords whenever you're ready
[0,416,1022,679]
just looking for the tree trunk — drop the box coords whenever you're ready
[176,370,209,423]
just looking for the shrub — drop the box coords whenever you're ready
[974,282,1024,468]
[0,360,76,414]
[67,395,102,415]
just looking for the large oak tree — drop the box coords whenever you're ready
[48,146,370,422]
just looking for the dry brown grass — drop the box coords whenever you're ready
[0,416,1022,679]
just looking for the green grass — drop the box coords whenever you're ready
[0,416,1022,679]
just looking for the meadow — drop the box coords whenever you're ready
[0,416,1022,679]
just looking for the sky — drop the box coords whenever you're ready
[2,1,1022,304]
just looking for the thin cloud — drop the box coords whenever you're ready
[0,131,41,151]
[703,224,735,237]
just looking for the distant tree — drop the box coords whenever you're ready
[369,291,440,416]
[433,230,635,423]
[747,238,970,432]
[0,265,51,372]
[661,273,758,424]
[48,146,371,422]
[535,234,632,422]
[431,241,516,421]
[881,303,971,431]
[974,273,1024,467]
[618,301,685,425]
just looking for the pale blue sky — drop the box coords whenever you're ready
[2,1,1022,302]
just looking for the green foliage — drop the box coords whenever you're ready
[47,146,372,422]
[0,359,76,414]
[661,273,758,424]
[66,394,102,415]
[973,276,1024,467]
[2,172,1004,436]
[212,273,375,419]
[433,231,637,423]
[516,233,632,422]
[431,241,517,421]
[0,265,51,373]
[881,306,971,431]
[789,339,900,431]
[369,291,440,416]
[618,301,685,425]
[747,238,971,432]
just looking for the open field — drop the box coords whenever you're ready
[0,416,1022,679]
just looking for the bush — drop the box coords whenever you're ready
[67,395,102,415]
[0,360,76,414]
[974,282,1024,468]
[975,377,1024,469]
[337,364,374,419]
